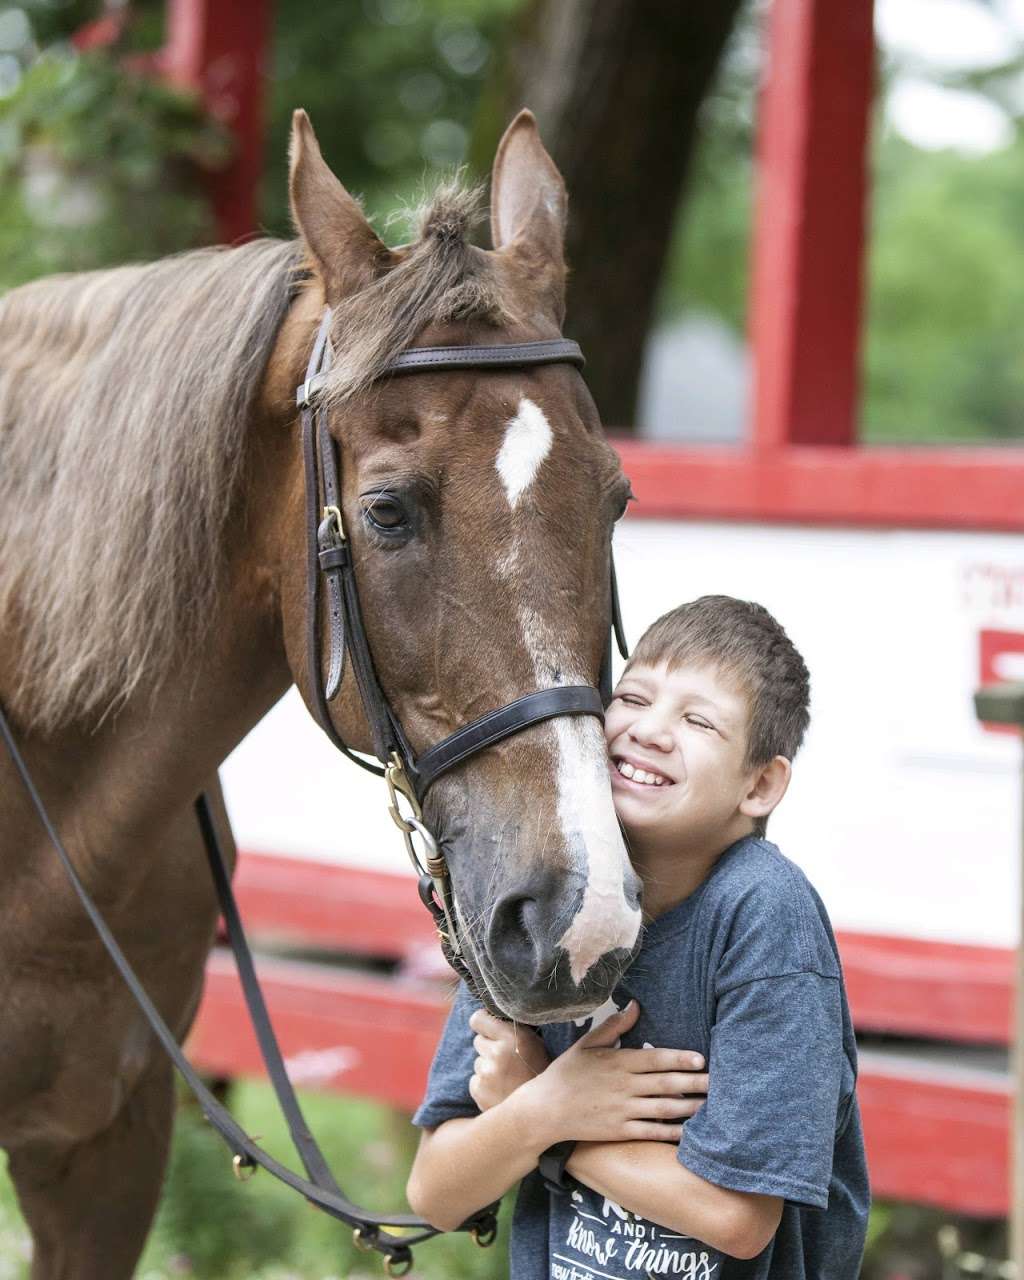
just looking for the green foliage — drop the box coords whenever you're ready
[0,50,230,289]
[260,0,524,236]
[143,1082,513,1278]
[863,129,1024,442]
[660,107,1024,444]
[0,1082,511,1278]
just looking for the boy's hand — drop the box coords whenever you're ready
[468,1009,551,1111]
[516,1000,709,1148]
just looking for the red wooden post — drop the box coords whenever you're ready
[161,0,271,244]
[749,0,875,449]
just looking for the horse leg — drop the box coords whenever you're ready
[8,1055,174,1280]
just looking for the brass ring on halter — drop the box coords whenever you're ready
[232,1153,257,1181]
[386,752,421,833]
[352,1227,374,1252]
[322,504,346,542]
[471,1220,498,1248]
[383,1248,414,1276]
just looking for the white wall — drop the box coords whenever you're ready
[221,519,1024,949]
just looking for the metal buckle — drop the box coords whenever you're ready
[471,1220,498,1248]
[296,372,325,408]
[385,752,420,830]
[386,754,459,951]
[352,1227,375,1252]
[322,504,346,542]
[383,1250,413,1276]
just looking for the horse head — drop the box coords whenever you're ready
[281,111,642,1023]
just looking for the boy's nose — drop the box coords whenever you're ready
[630,718,674,751]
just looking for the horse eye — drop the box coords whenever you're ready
[362,495,408,532]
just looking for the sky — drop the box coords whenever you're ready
[877,0,1024,150]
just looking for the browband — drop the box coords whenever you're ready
[296,337,585,410]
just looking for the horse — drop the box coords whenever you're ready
[0,108,642,1277]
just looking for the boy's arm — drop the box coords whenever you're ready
[408,1002,703,1232]
[407,1091,550,1232]
[567,971,848,1257]
[464,1004,782,1257]
[566,1141,783,1260]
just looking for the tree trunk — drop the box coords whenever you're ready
[489,0,745,430]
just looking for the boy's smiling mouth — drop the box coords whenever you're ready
[612,756,675,787]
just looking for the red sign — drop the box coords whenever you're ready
[979,629,1024,734]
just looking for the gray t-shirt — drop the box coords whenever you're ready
[412,836,870,1279]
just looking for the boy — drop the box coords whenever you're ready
[407,596,870,1277]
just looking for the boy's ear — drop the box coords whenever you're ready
[739,756,792,822]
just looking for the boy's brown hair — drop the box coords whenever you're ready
[626,596,810,837]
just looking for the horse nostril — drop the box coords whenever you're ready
[487,893,544,982]
[492,895,536,943]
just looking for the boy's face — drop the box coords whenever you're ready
[604,660,760,853]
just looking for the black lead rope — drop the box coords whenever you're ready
[0,703,497,1275]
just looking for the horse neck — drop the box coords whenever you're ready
[86,285,323,805]
[6,331,307,846]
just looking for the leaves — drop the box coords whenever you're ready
[0,51,231,289]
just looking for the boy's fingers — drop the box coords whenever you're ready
[469,1009,511,1037]
[619,1047,704,1073]
[634,1071,709,1097]
[626,1122,684,1143]
[644,1096,703,1119]
[473,1034,494,1055]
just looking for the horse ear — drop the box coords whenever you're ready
[490,110,567,258]
[289,110,391,304]
[490,110,567,320]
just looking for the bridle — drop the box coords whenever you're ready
[298,308,628,987]
[0,307,629,1274]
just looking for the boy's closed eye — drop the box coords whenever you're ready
[612,693,716,733]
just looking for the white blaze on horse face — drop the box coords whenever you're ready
[516,605,641,987]
[553,715,641,984]
[495,398,553,508]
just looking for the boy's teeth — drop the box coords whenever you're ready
[617,761,666,786]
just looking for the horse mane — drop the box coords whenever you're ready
[0,180,504,732]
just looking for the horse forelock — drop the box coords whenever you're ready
[0,237,304,731]
[320,178,511,409]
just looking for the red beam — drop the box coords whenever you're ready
[191,951,450,1112]
[841,932,1013,1046]
[233,854,1016,1045]
[613,441,1024,532]
[161,0,270,243]
[858,1050,1010,1216]
[750,0,874,448]
[190,952,1012,1215]
[232,853,437,959]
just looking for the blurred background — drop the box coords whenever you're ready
[2,1,1023,1277]
[6,0,1024,445]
